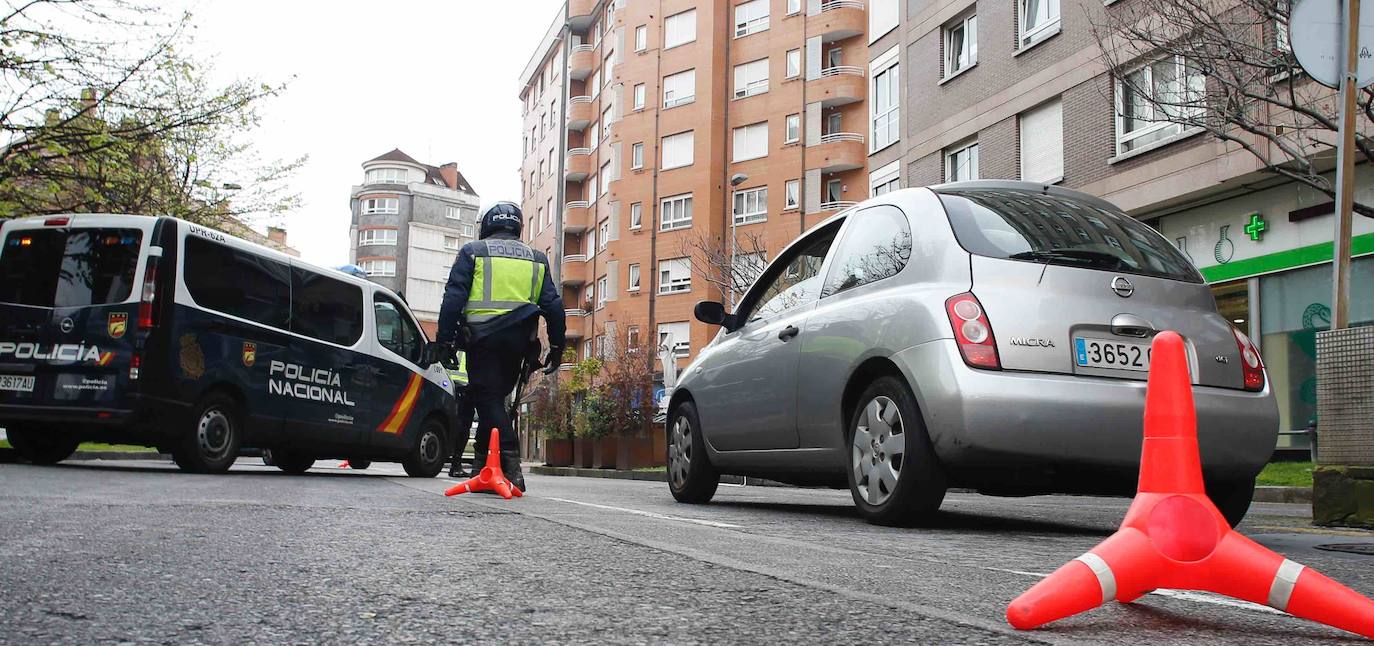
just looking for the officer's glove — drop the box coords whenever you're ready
[542,345,564,375]
[455,324,473,351]
[425,342,458,368]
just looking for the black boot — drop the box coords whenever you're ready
[501,450,526,492]
[448,454,466,478]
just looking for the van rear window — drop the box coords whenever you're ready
[937,189,1203,283]
[0,228,143,307]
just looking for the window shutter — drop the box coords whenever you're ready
[1020,98,1064,182]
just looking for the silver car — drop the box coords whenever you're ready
[667,181,1277,527]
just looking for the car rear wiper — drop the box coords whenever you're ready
[1009,249,1134,270]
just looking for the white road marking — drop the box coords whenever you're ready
[543,497,743,529]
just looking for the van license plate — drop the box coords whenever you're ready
[0,375,35,392]
[1074,338,1151,372]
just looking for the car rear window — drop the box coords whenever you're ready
[0,228,143,307]
[938,189,1203,283]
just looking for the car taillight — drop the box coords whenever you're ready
[138,256,159,329]
[129,353,141,381]
[1231,325,1264,391]
[946,292,1000,369]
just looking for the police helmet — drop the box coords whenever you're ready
[479,201,524,239]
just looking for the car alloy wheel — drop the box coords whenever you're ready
[666,401,718,504]
[669,416,692,490]
[851,395,906,506]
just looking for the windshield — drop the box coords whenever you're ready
[0,228,144,307]
[937,189,1202,283]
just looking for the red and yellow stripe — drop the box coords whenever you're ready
[377,373,423,435]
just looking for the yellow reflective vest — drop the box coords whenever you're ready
[464,240,546,325]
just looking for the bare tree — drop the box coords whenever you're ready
[677,229,770,302]
[1089,0,1374,216]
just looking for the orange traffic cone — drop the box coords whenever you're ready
[338,460,351,469]
[445,429,523,500]
[1006,331,1374,638]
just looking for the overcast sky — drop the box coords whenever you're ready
[184,0,565,265]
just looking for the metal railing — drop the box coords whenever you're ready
[564,308,588,318]
[819,200,858,211]
[569,95,593,105]
[818,132,865,144]
[819,65,864,77]
[565,200,590,210]
[820,0,865,11]
[571,43,596,54]
[566,147,592,156]
[562,254,589,263]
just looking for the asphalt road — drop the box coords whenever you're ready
[1,459,1371,645]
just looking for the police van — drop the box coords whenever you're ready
[0,214,458,476]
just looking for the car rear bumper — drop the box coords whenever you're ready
[892,340,1279,492]
[0,394,188,432]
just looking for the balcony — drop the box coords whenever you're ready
[568,44,596,81]
[808,133,865,173]
[564,307,588,318]
[564,200,591,234]
[810,66,864,107]
[567,96,593,130]
[807,0,865,42]
[560,254,589,286]
[565,148,592,181]
[569,0,597,20]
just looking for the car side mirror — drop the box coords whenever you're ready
[694,301,738,330]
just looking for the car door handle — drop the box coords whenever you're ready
[778,326,799,341]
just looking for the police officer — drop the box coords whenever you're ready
[435,201,565,491]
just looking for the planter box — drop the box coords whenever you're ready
[615,430,665,470]
[544,438,573,467]
[573,437,595,468]
[592,436,619,469]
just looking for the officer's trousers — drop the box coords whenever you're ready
[465,321,533,452]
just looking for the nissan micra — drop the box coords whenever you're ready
[667,181,1278,527]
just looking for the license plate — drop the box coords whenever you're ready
[1074,338,1151,372]
[0,375,35,392]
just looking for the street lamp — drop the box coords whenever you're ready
[728,173,748,309]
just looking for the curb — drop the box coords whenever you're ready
[1253,485,1313,504]
[0,447,167,464]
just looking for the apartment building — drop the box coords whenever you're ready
[520,0,877,383]
[871,0,1374,443]
[348,149,481,337]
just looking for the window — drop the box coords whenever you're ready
[658,257,691,294]
[628,142,644,170]
[374,293,423,364]
[658,322,690,359]
[590,69,601,96]
[1115,55,1205,155]
[634,83,646,109]
[630,202,643,229]
[596,275,609,309]
[292,268,364,346]
[444,206,460,220]
[822,205,912,297]
[946,141,979,181]
[599,160,612,196]
[588,124,600,150]
[461,222,475,237]
[785,179,800,210]
[665,9,696,48]
[361,197,399,215]
[627,325,641,350]
[825,179,843,204]
[598,219,611,249]
[662,130,694,169]
[0,227,142,308]
[635,24,647,51]
[660,193,693,230]
[547,197,554,225]
[869,0,899,42]
[360,259,396,277]
[538,158,545,178]
[735,0,769,37]
[733,186,768,225]
[602,107,612,136]
[786,49,801,78]
[732,121,768,162]
[182,237,289,329]
[733,58,769,98]
[1020,98,1064,182]
[827,47,843,68]
[944,14,977,77]
[785,113,800,143]
[1019,0,1060,47]
[788,0,802,14]
[444,235,461,251]
[584,339,593,359]
[587,227,597,256]
[748,225,838,320]
[365,167,407,184]
[547,149,555,176]
[870,160,901,195]
[358,229,397,246]
[663,69,695,107]
[603,52,615,87]
[628,263,641,291]
[871,49,900,152]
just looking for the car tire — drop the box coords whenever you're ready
[274,450,315,475]
[1207,477,1256,528]
[347,459,371,470]
[173,392,243,474]
[7,425,79,465]
[846,376,947,527]
[667,401,719,504]
[402,417,446,478]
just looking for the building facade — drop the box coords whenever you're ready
[520,0,876,396]
[348,149,481,337]
[872,0,1373,445]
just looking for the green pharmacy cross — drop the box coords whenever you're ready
[1243,212,1267,241]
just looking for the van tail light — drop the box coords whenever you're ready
[138,256,159,329]
[1231,325,1265,391]
[946,292,1001,370]
[129,353,141,381]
